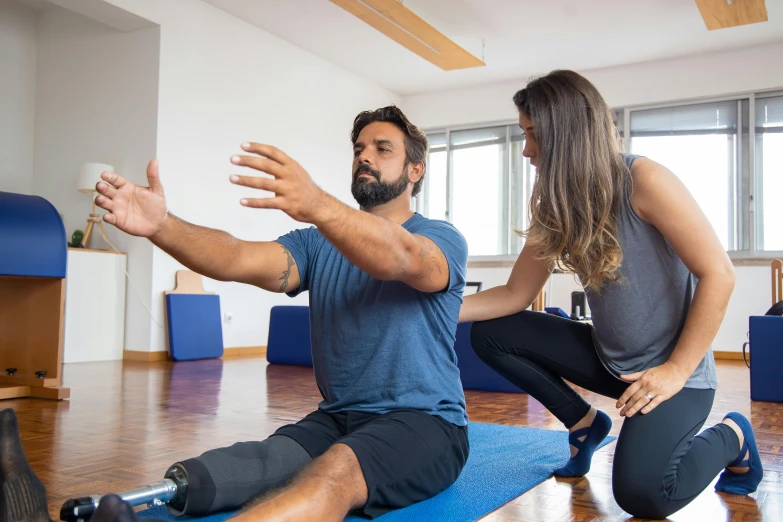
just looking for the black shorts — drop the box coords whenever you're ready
[274,408,469,519]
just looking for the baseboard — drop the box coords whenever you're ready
[223,346,266,358]
[714,350,747,361]
[123,350,169,362]
[123,346,266,362]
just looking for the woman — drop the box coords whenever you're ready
[461,70,763,520]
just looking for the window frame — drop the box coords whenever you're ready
[417,120,525,261]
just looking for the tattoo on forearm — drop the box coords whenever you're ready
[279,245,296,291]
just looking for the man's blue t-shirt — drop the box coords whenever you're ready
[276,212,469,427]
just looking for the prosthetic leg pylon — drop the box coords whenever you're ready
[59,465,188,522]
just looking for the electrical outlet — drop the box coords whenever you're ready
[224,312,234,324]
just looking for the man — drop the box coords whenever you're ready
[0,107,469,522]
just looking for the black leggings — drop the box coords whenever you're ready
[471,311,741,520]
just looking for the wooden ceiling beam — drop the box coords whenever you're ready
[694,0,768,30]
[329,0,485,71]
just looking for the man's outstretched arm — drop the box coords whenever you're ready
[229,143,450,293]
[310,195,449,293]
[95,160,300,293]
[149,213,301,293]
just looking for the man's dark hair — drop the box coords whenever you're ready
[350,106,428,197]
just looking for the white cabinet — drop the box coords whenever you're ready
[63,248,127,363]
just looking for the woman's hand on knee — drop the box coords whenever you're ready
[616,362,688,417]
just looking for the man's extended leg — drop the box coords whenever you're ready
[166,409,348,516]
[166,435,312,516]
[232,443,367,522]
[232,408,469,522]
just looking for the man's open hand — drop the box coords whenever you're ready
[229,143,332,224]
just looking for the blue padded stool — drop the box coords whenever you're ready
[267,306,313,367]
[165,271,224,361]
[749,315,783,403]
[454,323,524,393]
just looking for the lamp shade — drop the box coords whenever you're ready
[77,162,114,193]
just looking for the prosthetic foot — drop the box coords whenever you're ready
[59,465,188,522]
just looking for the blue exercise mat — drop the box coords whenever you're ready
[138,423,615,522]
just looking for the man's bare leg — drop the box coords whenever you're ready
[232,443,368,522]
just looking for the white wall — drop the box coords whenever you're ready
[404,43,783,352]
[33,6,160,353]
[0,1,37,195]
[94,0,400,352]
[402,41,783,130]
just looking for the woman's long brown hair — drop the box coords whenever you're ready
[514,70,630,291]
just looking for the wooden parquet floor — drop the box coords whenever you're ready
[4,358,781,521]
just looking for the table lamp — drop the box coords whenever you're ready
[77,162,114,249]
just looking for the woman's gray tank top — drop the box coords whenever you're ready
[584,154,718,390]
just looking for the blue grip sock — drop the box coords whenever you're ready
[554,409,612,478]
[714,412,763,495]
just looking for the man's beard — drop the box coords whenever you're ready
[351,163,410,208]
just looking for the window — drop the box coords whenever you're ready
[755,95,783,251]
[450,126,506,256]
[425,133,447,222]
[418,124,534,256]
[629,100,743,251]
[420,90,783,258]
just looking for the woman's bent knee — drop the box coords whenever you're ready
[613,479,676,520]
[469,320,492,352]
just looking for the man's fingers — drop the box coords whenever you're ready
[103,213,117,225]
[240,142,291,165]
[146,159,164,195]
[230,175,279,193]
[96,182,118,199]
[240,197,283,210]
[100,171,128,188]
[231,154,286,178]
[95,195,114,212]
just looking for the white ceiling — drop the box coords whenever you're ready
[8,0,58,12]
[203,0,783,96]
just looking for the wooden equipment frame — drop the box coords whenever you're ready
[0,276,70,400]
[772,259,782,306]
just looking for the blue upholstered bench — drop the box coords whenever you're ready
[267,306,313,367]
[749,315,783,403]
[266,305,524,394]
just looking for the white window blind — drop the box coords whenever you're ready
[450,126,507,150]
[756,96,783,132]
[631,101,738,136]
[428,132,447,150]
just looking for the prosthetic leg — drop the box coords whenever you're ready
[59,435,312,521]
[59,465,188,522]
